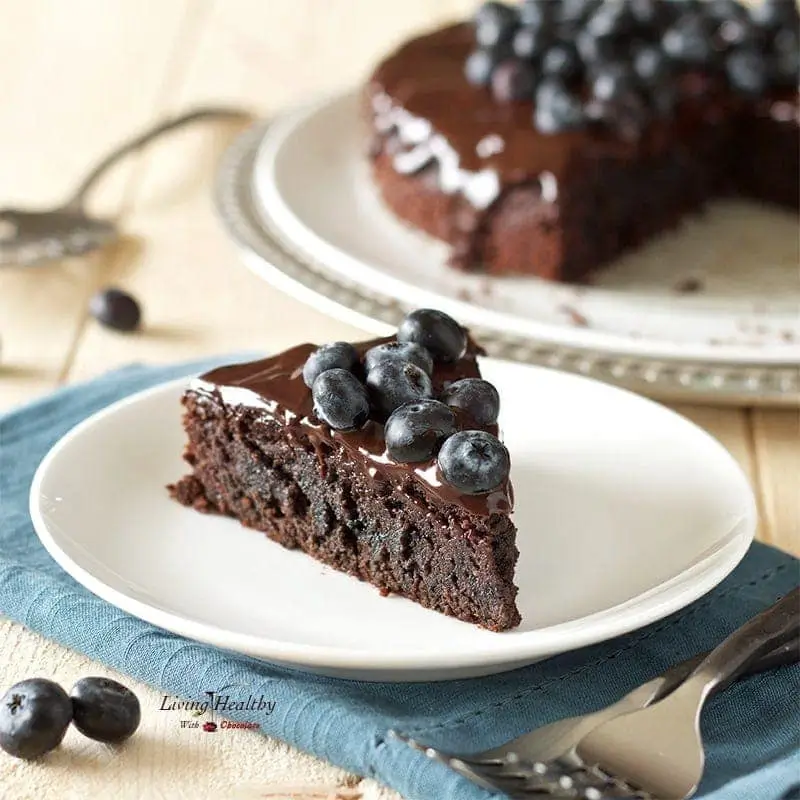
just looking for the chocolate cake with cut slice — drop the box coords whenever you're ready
[170,309,520,631]
[366,0,800,281]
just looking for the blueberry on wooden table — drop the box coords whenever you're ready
[312,368,370,430]
[384,400,457,463]
[302,342,360,387]
[438,430,510,495]
[70,677,141,743]
[440,378,500,427]
[364,341,433,376]
[397,309,467,363]
[366,359,433,417]
[0,678,72,760]
[89,287,142,332]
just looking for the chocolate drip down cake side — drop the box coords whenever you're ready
[366,0,800,280]
[170,310,520,632]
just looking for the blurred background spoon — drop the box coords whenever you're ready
[0,106,251,268]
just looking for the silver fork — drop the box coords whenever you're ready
[0,107,250,267]
[388,602,799,798]
[569,587,799,799]
[476,638,798,768]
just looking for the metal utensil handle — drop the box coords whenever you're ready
[66,106,252,207]
[683,588,800,698]
[654,636,800,703]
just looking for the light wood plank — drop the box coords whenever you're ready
[0,0,194,411]
[66,0,478,383]
[751,409,800,555]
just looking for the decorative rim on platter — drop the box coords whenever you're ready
[214,122,799,407]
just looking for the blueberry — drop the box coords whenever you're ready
[534,77,586,134]
[474,1,518,48]
[705,0,749,23]
[585,3,633,39]
[633,45,673,84]
[576,30,619,65]
[438,430,511,495]
[365,341,433,376]
[440,378,501,426]
[302,342,359,387]
[662,14,717,66]
[397,309,467,363]
[512,25,550,60]
[384,400,457,463]
[89,288,141,332]
[312,368,370,430]
[465,49,492,86]
[750,0,800,31]
[541,42,583,81]
[628,0,668,28]
[491,59,538,101]
[0,679,72,760]
[591,62,638,102]
[726,48,769,94]
[366,359,433,418]
[70,677,140,744]
[716,15,761,48]
[559,0,603,26]
[518,0,555,30]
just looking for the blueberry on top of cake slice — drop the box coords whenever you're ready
[169,309,520,631]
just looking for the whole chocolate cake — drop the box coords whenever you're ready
[367,0,800,280]
[170,310,520,631]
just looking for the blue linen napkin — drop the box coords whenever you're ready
[1,359,798,800]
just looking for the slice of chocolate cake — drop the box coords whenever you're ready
[170,310,520,631]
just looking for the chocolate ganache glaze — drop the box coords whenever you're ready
[368,22,799,269]
[190,337,513,519]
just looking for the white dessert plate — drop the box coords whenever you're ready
[31,359,756,681]
[251,92,800,366]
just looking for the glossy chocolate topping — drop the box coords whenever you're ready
[191,338,513,519]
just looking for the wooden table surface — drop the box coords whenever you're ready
[0,1,797,798]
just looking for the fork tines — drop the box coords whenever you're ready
[388,729,648,798]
